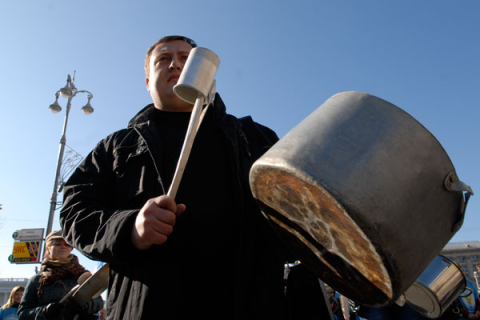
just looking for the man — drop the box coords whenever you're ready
[60,35,291,319]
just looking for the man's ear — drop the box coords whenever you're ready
[146,77,151,92]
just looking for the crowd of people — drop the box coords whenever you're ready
[5,252,479,319]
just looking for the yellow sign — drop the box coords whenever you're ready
[9,241,41,263]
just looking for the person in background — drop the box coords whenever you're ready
[475,263,480,293]
[97,308,106,320]
[18,230,103,320]
[0,286,24,320]
[458,276,480,320]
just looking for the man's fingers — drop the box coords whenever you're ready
[176,203,186,216]
[152,195,178,213]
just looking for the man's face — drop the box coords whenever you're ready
[146,40,194,112]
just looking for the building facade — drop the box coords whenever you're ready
[441,241,480,287]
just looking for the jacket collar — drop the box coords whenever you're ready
[128,93,227,129]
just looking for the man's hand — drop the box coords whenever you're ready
[132,195,186,250]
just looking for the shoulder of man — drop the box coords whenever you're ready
[93,126,140,154]
[212,93,278,154]
[239,115,279,144]
[238,115,279,161]
[128,104,155,128]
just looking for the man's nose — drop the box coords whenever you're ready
[169,58,182,70]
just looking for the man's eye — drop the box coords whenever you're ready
[182,55,189,61]
[156,57,169,64]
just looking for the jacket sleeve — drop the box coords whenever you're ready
[60,132,142,264]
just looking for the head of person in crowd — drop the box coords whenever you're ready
[1,286,24,310]
[44,229,73,260]
[38,230,85,297]
[144,35,197,112]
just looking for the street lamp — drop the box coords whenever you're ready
[46,72,94,241]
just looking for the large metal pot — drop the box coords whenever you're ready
[249,91,473,306]
[404,255,466,319]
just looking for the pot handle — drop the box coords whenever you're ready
[444,172,474,233]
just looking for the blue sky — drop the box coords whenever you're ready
[0,1,479,279]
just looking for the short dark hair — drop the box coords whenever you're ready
[144,35,197,77]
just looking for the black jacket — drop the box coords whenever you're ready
[18,271,103,320]
[60,94,289,319]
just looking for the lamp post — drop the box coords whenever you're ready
[46,73,94,241]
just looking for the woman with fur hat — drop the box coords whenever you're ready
[18,230,103,320]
